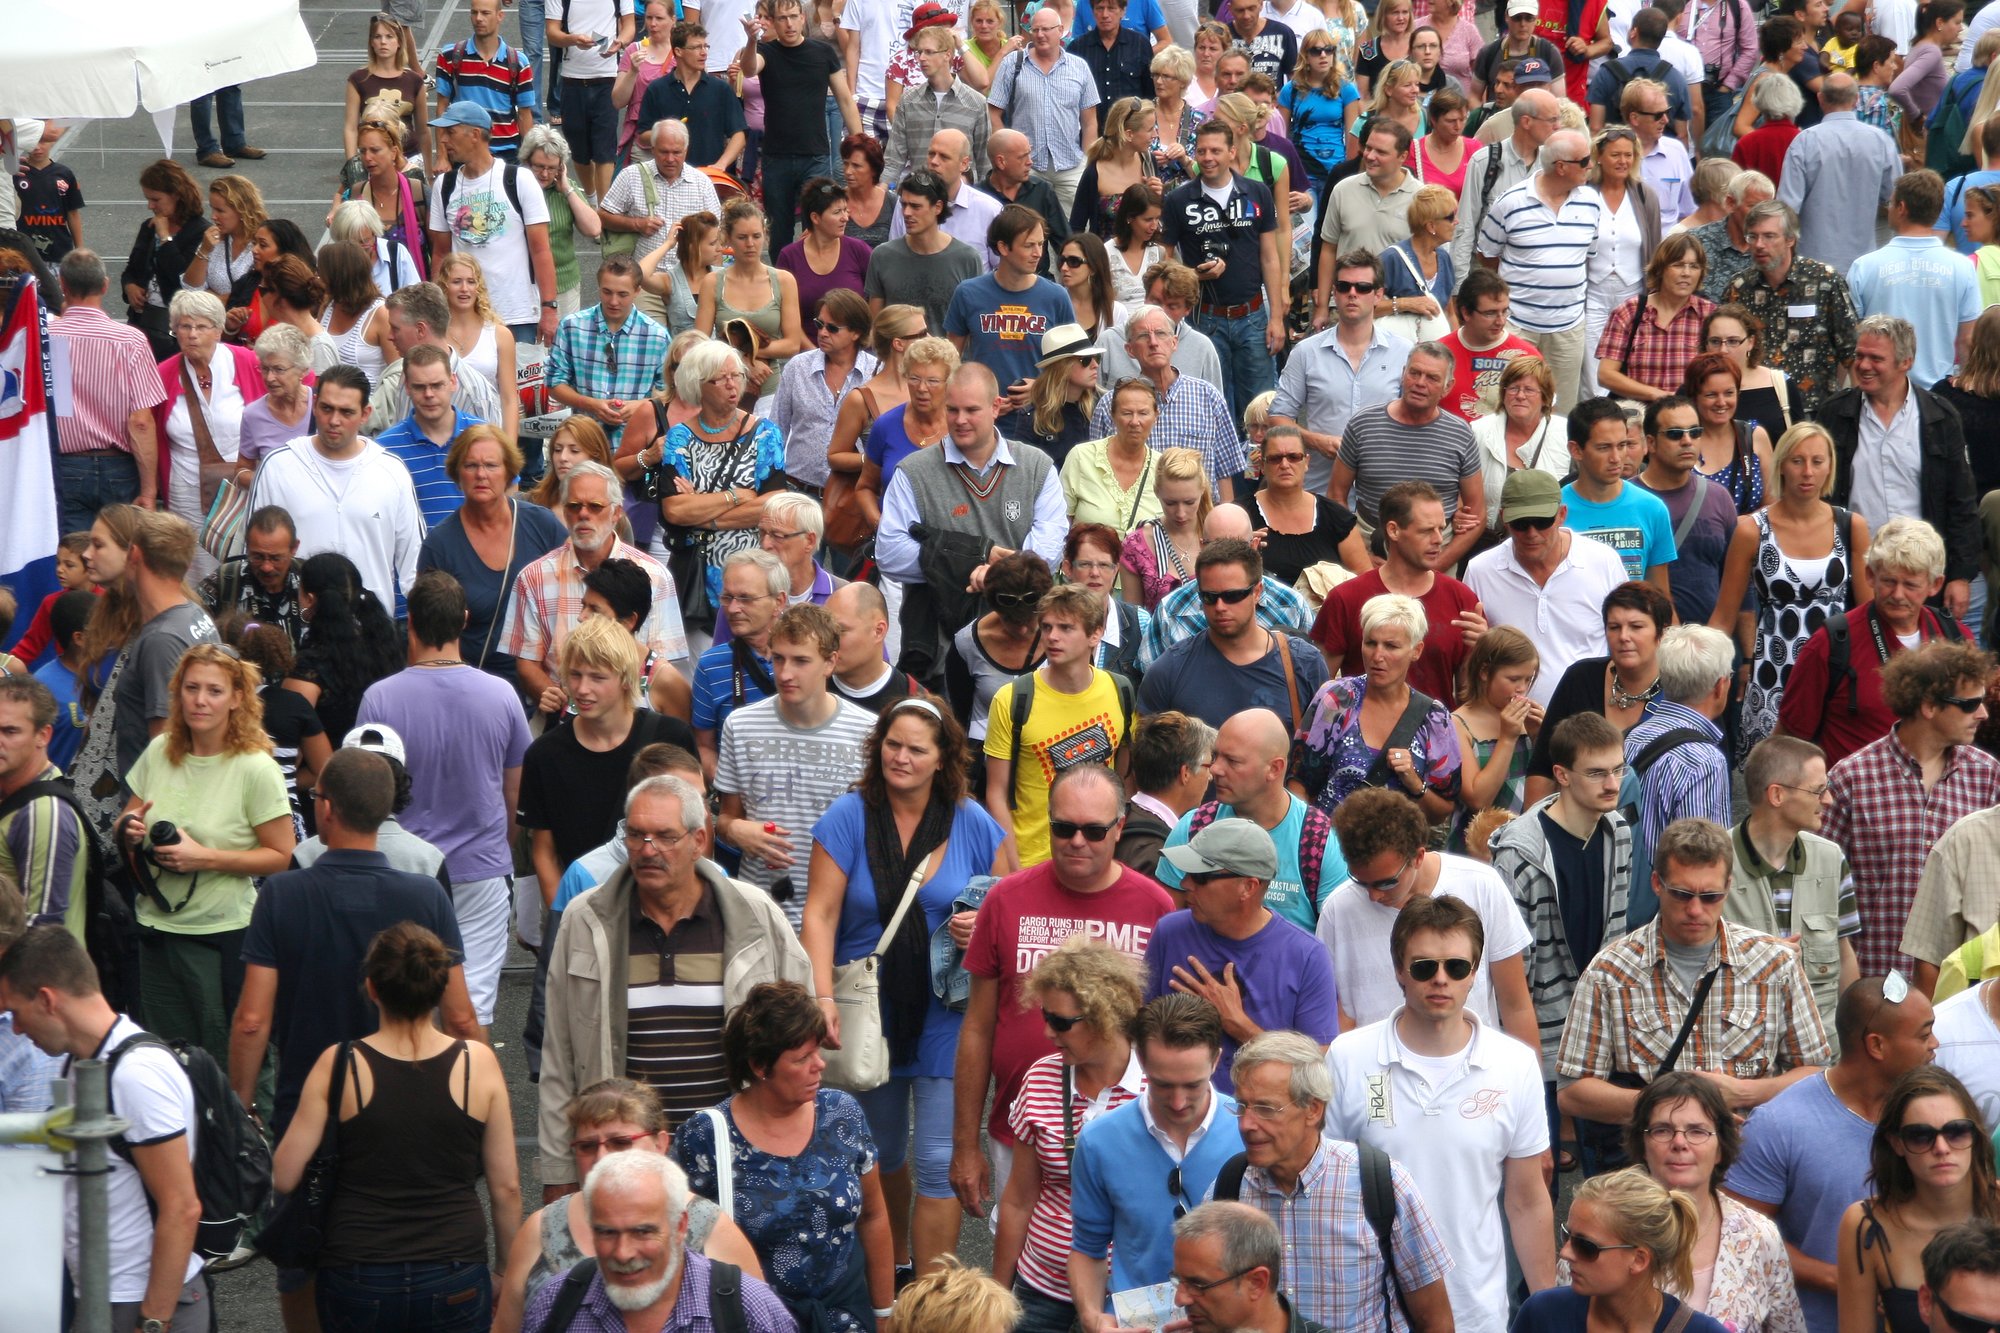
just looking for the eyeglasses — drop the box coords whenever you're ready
[570,1133,645,1155]
[1070,558,1117,574]
[1042,1008,1088,1032]
[906,375,946,389]
[301,787,323,804]
[1227,1099,1300,1120]
[1355,857,1412,893]
[1643,1122,1717,1144]
[622,826,692,851]
[1778,782,1831,798]
[1173,1265,1258,1294]
[1895,1119,1982,1153]
[1049,818,1119,842]
[1663,885,1728,906]
[1406,956,1474,981]
[718,592,774,608]
[1942,694,1988,713]
[759,527,809,542]
[1507,515,1556,532]
[1706,335,1749,349]
[1058,254,1088,268]
[1560,1225,1639,1262]
[1657,426,1701,441]
[1198,586,1257,605]
[1333,279,1379,294]
[1934,1295,2000,1333]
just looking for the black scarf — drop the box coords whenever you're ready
[864,792,954,1068]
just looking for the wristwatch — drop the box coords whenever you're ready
[541,300,558,309]
[141,1319,168,1333]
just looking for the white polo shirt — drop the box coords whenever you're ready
[1326,1011,1548,1333]
[1463,528,1630,706]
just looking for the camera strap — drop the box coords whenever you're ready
[120,837,202,916]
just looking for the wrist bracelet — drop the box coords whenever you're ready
[873,1308,894,1320]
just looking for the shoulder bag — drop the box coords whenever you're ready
[183,360,252,563]
[1376,245,1450,343]
[822,848,936,1093]
[256,1041,355,1268]
[702,1106,736,1216]
[601,159,660,259]
[822,385,880,554]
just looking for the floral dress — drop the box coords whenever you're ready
[659,412,788,612]
[1554,1194,1806,1333]
[673,1090,878,1333]
[1698,426,1768,515]
[1741,508,1851,762]
[1153,101,1207,189]
[1291,675,1463,814]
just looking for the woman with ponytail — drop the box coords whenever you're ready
[283,552,404,741]
[1514,1166,1730,1332]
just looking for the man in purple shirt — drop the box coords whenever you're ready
[1144,818,1342,1087]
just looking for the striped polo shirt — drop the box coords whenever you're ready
[625,884,728,1131]
[1474,176,1603,334]
[434,38,537,155]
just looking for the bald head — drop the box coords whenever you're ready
[1204,504,1253,542]
[1513,88,1559,146]
[1220,709,1291,762]
[1211,708,1291,806]
[1820,70,1859,109]
[928,128,972,182]
[990,128,1029,157]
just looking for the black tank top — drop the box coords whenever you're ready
[322,1040,489,1265]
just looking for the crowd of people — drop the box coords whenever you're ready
[10,0,2000,1329]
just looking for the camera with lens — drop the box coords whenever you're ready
[144,821,182,863]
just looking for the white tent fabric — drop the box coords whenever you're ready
[0,0,316,148]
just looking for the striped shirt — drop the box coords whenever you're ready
[1624,700,1731,861]
[1144,573,1313,659]
[374,408,485,528]
[988,48,1102,172]
[1007,1049,1144,1301]
[690,640,772,737]
[0,763,89,940]
[1087,371,1248,486]
[49,307,167,456]
[1335,403,1481,529]
[434,38,537,155]
[1475,176,1602,333]
[624,885,727,1130]
[502,538,689,675]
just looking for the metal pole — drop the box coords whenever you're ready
[65,1059,127,1333]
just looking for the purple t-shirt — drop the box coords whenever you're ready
[1143,908,1341,1088]
[777,236,873,330]
[355,664,532,882]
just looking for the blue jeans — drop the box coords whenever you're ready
[824,96,847,181]
[519,0,550,122]
[57,452,141,536]
[763,152,823,252]
[190,85,247,156]
[316,1260,492,1332]
[1194,307,1275,424]
[851,1075,955,1197]
[1012,1279,1079,1333]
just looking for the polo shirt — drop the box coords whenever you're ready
[1318,171,1422,257]
[1462,529,1630,706]
[1847,234,1985,388]
[375,408,484,529]
[1070,1088,1245,1297]
[1476,176,1603,333]
[635,70,748,167]
[625,881,728,1129]
[1068,26,1156,107]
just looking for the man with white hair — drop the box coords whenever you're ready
[598,120,724,266]
[1452,86,1562,294]
[1089,306,1244,497]
[1475,128,1604,413]
[1776,71,1901,276]
[1622,624,1735,925]
[1687,168,1774,301]
[523,1151,799,1328]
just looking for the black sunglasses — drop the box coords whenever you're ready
[1507,515,1557,531]
[1664,886,1728,905]
[990,589,1041,607]
[1896,1119,1981,1153]
[1332,279,1379,294]
[1942,694,1987,713]
[1561,1225,1638,1262]
[1167,1165,1190,1219]
[1355,856,1412,893]
[1198,586,1257,605]
[1050,818,1119,842]
[1406,957,1474,981]
[1656,426,1700,441]
[1935,1295,2000,1333]
[1183,870,1237,886]
[1059,254,1088,267]
[1043,1008,1088,1032]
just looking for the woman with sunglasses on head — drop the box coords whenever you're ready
[1243,424,1368,586]
[1837,1066,2000,1333]
[994,936,1145,1333]
[1072,99,1162,240]
[1471,355,1569,527]
[1580,126,1662,401]
[494,1078,762,1333]
[1597,233,1713,404]
[1617,1073,1807,1333]
[1524,581,1676,803]
[1515,1167,1730,1333]
[943,552,1054,752]
[332,116,428,285]
[1119,448,1212,608]
[799,698,1007,1288]
[1678,351,1774,516]
[187,175,268,313]
[1709,422,1871,761]
[1347,60,1428,160]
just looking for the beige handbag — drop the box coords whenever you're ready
[821,849,934,1093]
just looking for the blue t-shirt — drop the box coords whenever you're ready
[376,409,485,529]
[943,275,1075,395]
[1153,796,1347,931]
[1561,483,1677,581]
[1381,239,1455,314]
[1143,909,1341,1087]
[1069,0,1167,40]
[33,657,84,771]
[690,640,772,734]
[1137,630,1330,731]
[813,792,1006,1079]
[1512,1289,1726,1333]
[1070,1093,1246,1296]
[1278,80,1361,169]
[864,403,926,492]
[1723,1073,1873,1333]
[416,499,569,688]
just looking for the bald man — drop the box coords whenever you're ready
[826,582,920,714]
[1153,709,1350,932]
[1138,531,1327,728]
[1452,85,1562,295]
[892,127,1005,264]
[977,128,1072,276]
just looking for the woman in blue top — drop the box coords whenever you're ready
[1512,1168,1729,1333]
[1380,185,1459,336]
[857,337,959,530]
[1279,31,1362,189]
[801,697,1006,1284]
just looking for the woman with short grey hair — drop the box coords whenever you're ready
[237,324,318,476]
[520,124,603,318]
[154,288,266,579]
[329,197,422,297]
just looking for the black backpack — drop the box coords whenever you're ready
[105,1032,274,1263]
[537,1258,749,1333]
[439,161,529,220]
[1819,602,1968,735]
[1214,1143,1407,1323]
[1004,667,1136,810]
[0,778,140,1013]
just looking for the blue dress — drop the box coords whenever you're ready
[672,1089,878,1333]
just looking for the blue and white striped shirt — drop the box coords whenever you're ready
[1625,697,1730,865]
[1475,176,1602,334]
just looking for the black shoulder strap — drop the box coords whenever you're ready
[1934,608,1969,643]
[537,1258,600,1333]
[103,1031,175,1163]
[1822,612,1854,732]
[1656,964,1721,1076]
[503,164,525,217]
[1212,1151,1250,1201]
[1480,140,1505,213]
[0,778,106,878]
[1357,1141,1411,1325]
[1633,726,1716,776]
[1006,670,1037,812]
[1364,688,1437,788]
[441,166,461,214]
[710,1260,748,1333]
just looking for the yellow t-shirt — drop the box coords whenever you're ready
[1821,34,1859,71]
[984,668,1129,867]
[127,738,292,934]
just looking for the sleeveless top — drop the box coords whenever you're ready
[1697,422,1767,515]
[1411,134,1470,198]
[1856,1199,1928,1333]
[321,1041,489,1265]
[716,266,788,391]
[525,1190,723,1304]
[459,320,501,387]
[322,298,389,386]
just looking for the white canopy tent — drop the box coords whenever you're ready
[0,0,317,150]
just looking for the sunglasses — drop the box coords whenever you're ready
[1896,1119,1982,1153]
[1043,1008,1088,1032]
[1263,451,1307,465]
[1183,870,1238,886]
[1935,1295,2000,1333]
[1167,1165,1191,1219]
[1664,885,1728,906]
[1507,515,1556,532]
[1059,254,1088,268]
[1050,818,1119,842]
[990,589,1041,607]
[1333,280,1379,294]
[1656,426,1700,441]
[1406,956,1474,981]
[1561,1225,1638,1262]
[1356,857,1412,893]
[1198,586,1257,605]
[1942,694,1987,713]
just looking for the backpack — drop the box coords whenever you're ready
[1213,1142,1408,1325]
[1818,601,1967,735]
[1594,55,1651,127]
[537,1258,748,1333]
[1928,67,1984,181]
[1003,668,1137,810]
[1186,798,1334,920]
[1617,726,1725,927]
[105,1032,273,1263]
[0,778,140,1014]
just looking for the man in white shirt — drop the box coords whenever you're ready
[249,365,427,612]
[427,101,559,346]
[1626,78,1699,228]
[544,0,635,202]
[1325,894,1557,1333]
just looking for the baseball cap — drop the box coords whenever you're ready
[343,723,408,766]
[1500,470,1563,523]
[1036,323,1105,369]
[1162,818,1280,882]
[431,101,494,132]
[1507,0,1540,16]
[1512,56,1555,85]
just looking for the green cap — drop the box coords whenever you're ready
[1500,470,1563,522]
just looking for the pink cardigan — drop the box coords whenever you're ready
[152,343,267,511]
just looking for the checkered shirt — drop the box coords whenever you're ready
[545,305,671,409]
[1595,294,1716,396]
[501,538,689,673]
[1087,372,1249,486]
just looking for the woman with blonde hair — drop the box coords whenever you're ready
[1149,45,1206,187]
[960,0,1012,93]
[1381,184,1458,333]
[696,197,809,399]
[329,198,423,300]
[891,1257,1020,1333]
[855,335,958,537]
[119,641,297,1066]
[316,240,394,386]
[1471,354,1568,526]
[1582,125,1662,400]
[334,115,427,283]
[824,305,928,553]
[1024,325,1103,469]
[1519,1167,1728,1332]
[186,174,267,308]
[343,12,427,162]
[1347,60,1427,158]
[1191,21,1231,104]
[1072,98,1161,238]
[1354,0,1417,97]
[1119,448,1211,607]
[1281,30,1363,191]
[436,251,519,439]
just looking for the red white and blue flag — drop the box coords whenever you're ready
[0,276,61,646]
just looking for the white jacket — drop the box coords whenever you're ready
[250,436,425,609]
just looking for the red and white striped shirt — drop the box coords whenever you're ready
[50,307,166,456]
[1007,1049,1145,1302]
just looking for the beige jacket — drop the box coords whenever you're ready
[537,858,812,1182]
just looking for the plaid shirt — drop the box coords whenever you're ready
[1220,1137,1453,1333]
[501,538,689,673]
[882,78,992,185]
[1557,919,1832,1086]
[1088,372,1249,487]
[0,1014,61,1113]
[988,48,1101,172]
[518,1252,798,1333]
[545,305,671,437]
[1144,573,1312,659]
[599,160,723,260]
[1822,727,2000,977]
[1596,294,1716,395]
[1724,256,1859,423]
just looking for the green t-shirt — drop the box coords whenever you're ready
[544,179,579,296]
[127,738,292,934]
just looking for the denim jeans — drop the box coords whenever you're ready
[824,95,847,181]
[851,1075,955,1197]
[519,0,550,123]
[317,1261,492,1333]
[57,451,141,535]
[1194,307,1275,423]
[1012,1279,1079,1333]
[763,153,823,252]
[190,85,247,156]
